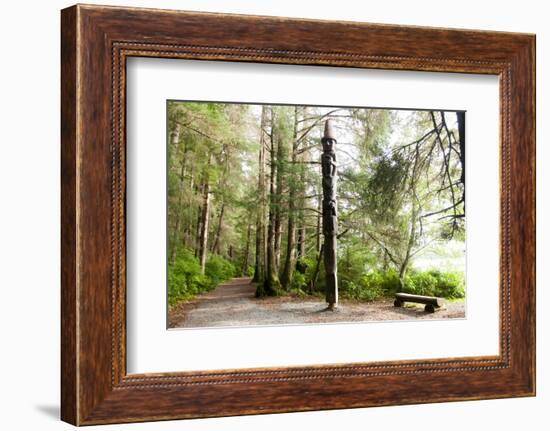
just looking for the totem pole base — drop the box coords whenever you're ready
[323,302,339,312]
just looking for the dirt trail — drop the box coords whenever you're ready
[168,277,465,329]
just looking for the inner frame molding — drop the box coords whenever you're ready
[115,44,510,383]
[61,4,534,425]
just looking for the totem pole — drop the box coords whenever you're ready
[321,119,338,310]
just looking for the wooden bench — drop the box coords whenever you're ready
[394,292,445,313]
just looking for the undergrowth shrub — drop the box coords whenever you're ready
[167,249,207,305]
[404,269,465,299]
[205,255,237,287]
[168,249,237,305]
[338,268,398,301]
[338,268,464,302]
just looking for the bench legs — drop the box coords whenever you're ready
[394,299,441,313]
[424,304,436,313]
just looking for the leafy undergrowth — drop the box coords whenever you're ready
[168,248,236,306]
[289,258,465,302]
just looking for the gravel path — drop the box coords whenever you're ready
[168,277,465,329]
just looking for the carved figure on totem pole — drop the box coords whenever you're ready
[321,119,338,310]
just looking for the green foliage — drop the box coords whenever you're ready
[337,266,464,302]
[403,269,465,299]
[298,253,325,294]
[205,255,237,287]
[168,248,237,306]
[338,246,377,288]
[365,152,409,220]
[167,249,208,305]
[341,280,381,302]
[340,269,398,301]
[298,255,317,278]
[362,269,401,297]
[243,265,255,277]
[167,101,254,269]
[290,271,307,291]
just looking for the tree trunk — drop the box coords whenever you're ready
[296,112,307,260]
[211,202,225,254]
[398,259,409,292]
[297,167,306,259]
[242,222,252,276]
[252,106,268,283]
[273,120,285,273]
[280,195,296,290]
[382,250,389,271]
[257,108,280,297]
[211,144,231,255]
[297,226,306,259]
[321,120,338,309]
[168,123,182,262]
[281,107,299,289]
[297,106,308,260]
[261,202,281,296]
[198,154,212,274]
[398,204,417,291]
[194,182,204,258]
[183,167,195,246]
[274,220,282,271]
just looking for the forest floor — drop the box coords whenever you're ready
[168,277,465,329]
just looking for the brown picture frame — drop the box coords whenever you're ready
[61,4,536,425]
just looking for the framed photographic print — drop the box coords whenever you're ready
[61,4,535,425]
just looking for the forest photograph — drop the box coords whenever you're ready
[166,100,466,329]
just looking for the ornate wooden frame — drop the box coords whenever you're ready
[61,4,536,425]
